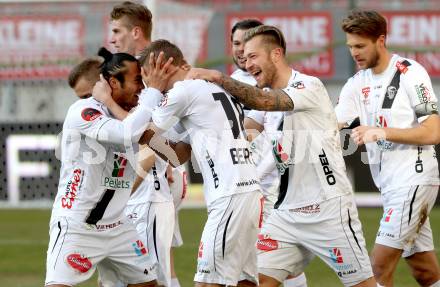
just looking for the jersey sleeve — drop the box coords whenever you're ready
[282,77,325,112]
[152,82,190,131]
[247,110,265,125]
[334,78,360,124]
[401,62,438,123]
[66,88,162,145]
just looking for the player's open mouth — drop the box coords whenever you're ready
[251,70,262,80]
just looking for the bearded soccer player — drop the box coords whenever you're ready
[336,10,440,287]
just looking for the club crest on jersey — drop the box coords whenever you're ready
[81,108,102,121]
[272,140,291,175]
[386,86,397,100]
[66,253,92,273]
[361,87,370,103]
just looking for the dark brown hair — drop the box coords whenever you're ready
[111,1,153,41]
[243,25,286,55]
[138,39,185,67]
[342,10,387,41]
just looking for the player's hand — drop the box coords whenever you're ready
[92,74,114,106]
[185,68,223,85]
[351,126,386,145]
[142,51,179,92]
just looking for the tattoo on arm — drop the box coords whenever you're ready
[219,74,294,111]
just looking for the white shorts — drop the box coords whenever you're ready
[258,195,373,287]
[127,201,175,287]
[194,191,262,286]
[170,167,186,248]
[376,185,438,257]
[45,217,156,286]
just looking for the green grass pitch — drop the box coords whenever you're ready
[0,207,439,286]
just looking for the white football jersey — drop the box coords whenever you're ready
[277,70,352,209]
[52,97,155,225]
[231,69,257,86]
[152,79,260,207]
[247,110,283,202]
[335,54,439,191]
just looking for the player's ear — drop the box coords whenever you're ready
[377,35,386,49]
[181,62,191,71]
[132,26,142,40]
[108,76,119,89]
[271,47,283,63]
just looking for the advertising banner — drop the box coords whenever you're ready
[226,11,333,77]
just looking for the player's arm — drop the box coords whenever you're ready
[335,78,360,130]
[139,124,191,168]
[83,52,177,145]
[245,110,264,141]
[186,68,293,111]
[131,145,156,194]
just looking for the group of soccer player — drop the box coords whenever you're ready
[45,1,440,287]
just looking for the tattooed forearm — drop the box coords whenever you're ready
[219,74,294,111]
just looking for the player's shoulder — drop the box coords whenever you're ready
[394,55,427,76]
[65,97,106,125]
[286,70,326,93]
[231,69,256,85]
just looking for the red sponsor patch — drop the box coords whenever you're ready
[66,254,92,273]
[81,108,102,121]
[395,61,408,74]
[198,241,204,258]
[361,87,370,99]
[257,234,278,251]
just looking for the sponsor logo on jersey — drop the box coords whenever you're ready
[66,253,92,273]
[102,154,131,189]
[319,149,336,186]
[81,108,102,121]
[272,140,291,175]
[415,147,424,173]
[361,87,370,103]
[132,240,147,256]
[95,220,123,230]
[198,241,204,258]
[395,61,409,74]
[329,248,358,277]
[205,151,219,188]
[61,168,84,209]
[383,208,394,223]
[291,81,305,89]
[291,203,320,214]
[112,154,127,177]
[329,248,344,263]
[414,83,431,103]
[257,234,279,251]
[229,147,253,165]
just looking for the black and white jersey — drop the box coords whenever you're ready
[335,54,439,191]
[152,79,260,207]
[52,97,156,225]
[276,70,353,209]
